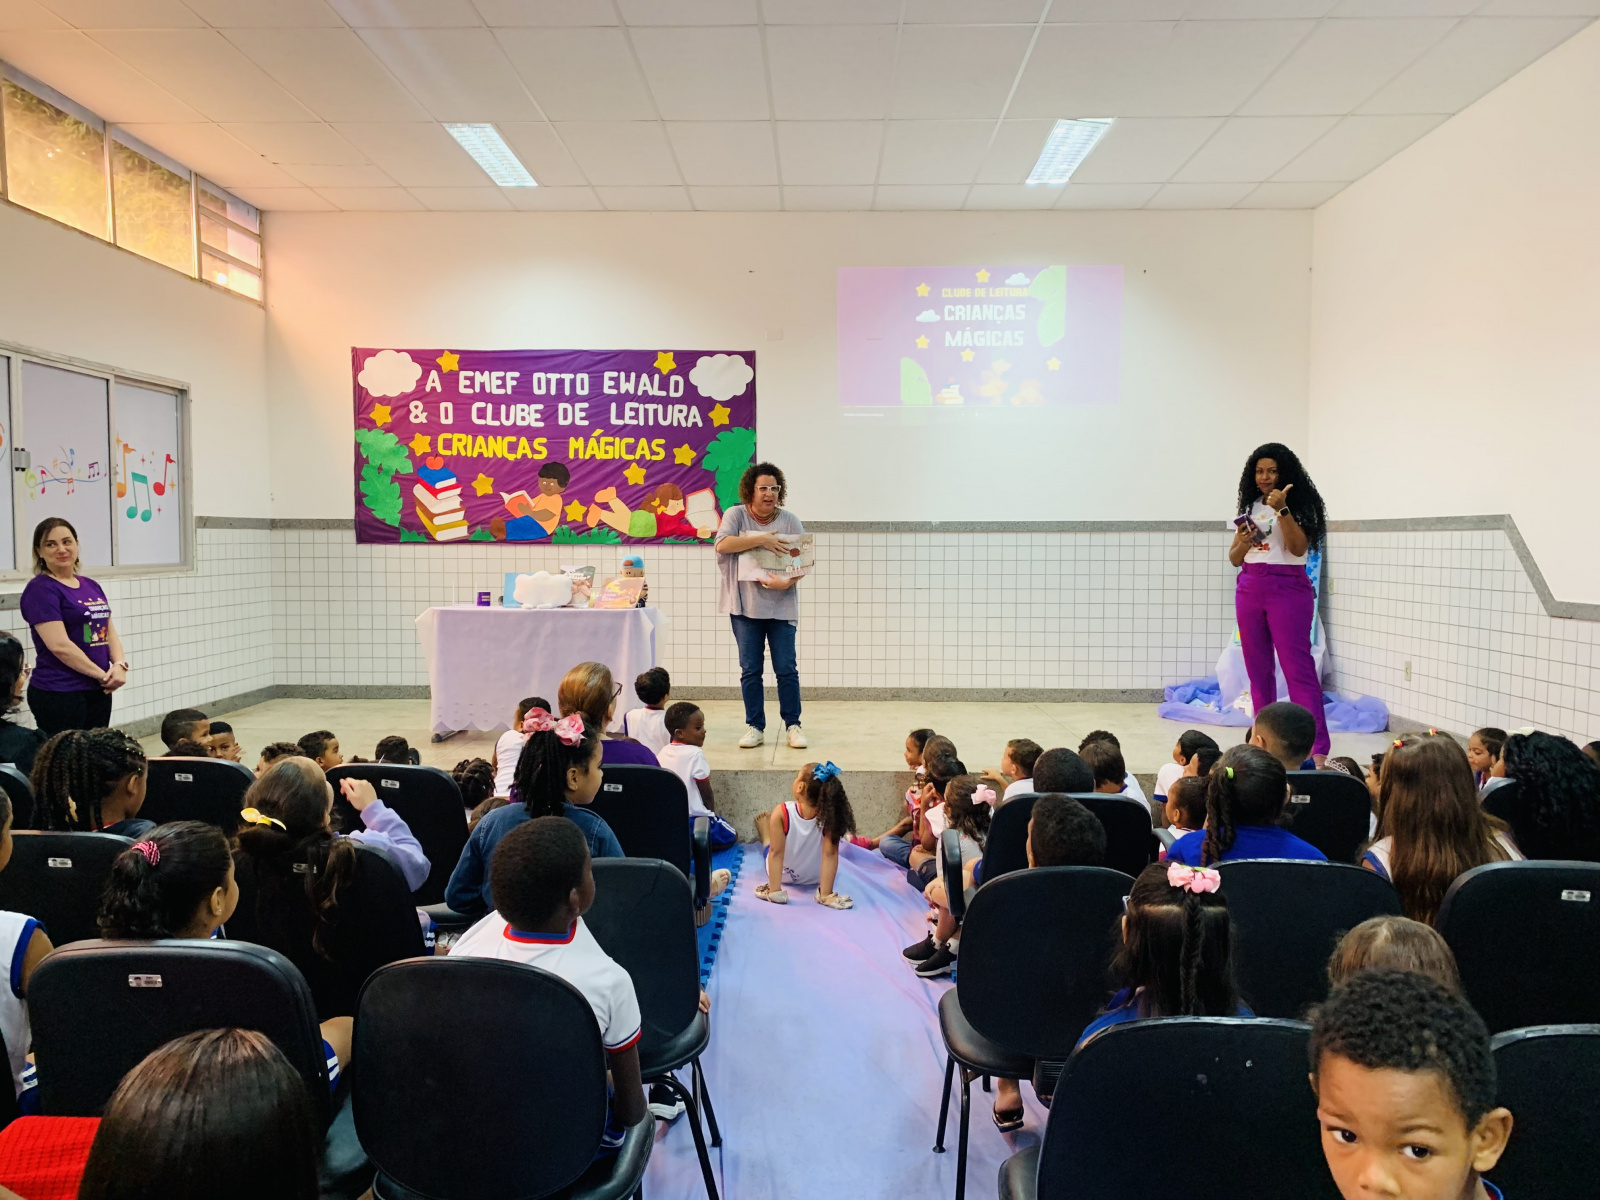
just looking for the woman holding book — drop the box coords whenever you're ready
[715,462,808,751]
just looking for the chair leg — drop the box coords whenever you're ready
[692,1057,722,1148]
[982,1074,991,1093]
[956,1067,972,1200]
[934,1054,955,1152]
[657,1075,719,1200]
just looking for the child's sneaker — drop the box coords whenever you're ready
[648,1084,685,1121]
[902,935,938,962]
[915,945,958,978]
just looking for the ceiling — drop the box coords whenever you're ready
[0,0,1591,213]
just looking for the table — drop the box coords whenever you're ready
[415,605,662,733]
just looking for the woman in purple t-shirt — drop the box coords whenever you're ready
[556,661,659,767]
[19,518,128,737]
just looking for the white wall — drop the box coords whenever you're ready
[1310,22,1600,605]
[264,209,1311,522]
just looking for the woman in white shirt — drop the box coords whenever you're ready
[1228,443,1330,762]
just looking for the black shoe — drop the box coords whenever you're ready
[902,935,938,962]
[648,1083,685,1121]
[915,945,958,978]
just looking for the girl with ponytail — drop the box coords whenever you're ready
[1166,743,1326,867]
[1078,860,1248,1047]
[755,761,857,910]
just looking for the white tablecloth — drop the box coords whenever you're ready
[415,606,662,733]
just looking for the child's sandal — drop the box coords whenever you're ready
[992,1106,1025,1134]
[814,890,853,910]
[755,883,788,904]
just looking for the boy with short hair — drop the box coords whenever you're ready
[257,741,300,777]
[1310,969,1512,1200]
[1078,730,1150,811]
[451,817,647,1144]
[297,730,342,771]
[1080,739,1129,795]
[160,708,209,751]
[205,721,241,762]
[374,735,411,765]
[1252,701,1318,772]
[984,737,1042,801]
[656,702,737,850]
[621,667,671,755]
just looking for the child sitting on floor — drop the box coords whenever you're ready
[492,695,548,798]
[297,730,342,771]
[374,736,412,765]
[256,741,300,778]
[1466,727,1506,790]
[982,737,1043,802]
[1155,730,1219,807]
[657,703,737,847]
[874,727,936,860]
[620,668,671,756]
[899,775,993,980]
[755,762,856,910]
[30,729,153,838]
[1310,969,1512,1200]
[1327,915,1461,995]
[908,742,965,893]
[205,721,242,763]
[1166,744,1326,866]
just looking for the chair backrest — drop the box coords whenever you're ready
[1282,771,1373,864]
[1069,794,1157,879]
[1437,860,1600,1032]
[0,832,132,945]
[1037,1018,1340,1200]
[1487,1024,1600,1198]
[327,763,468,905]
[0,765,33,830]
[940,829,967,922]
[1481,778,1600,862]
[29,939,331,1127]
[585,858,702,1063]
[585,764,693,880]
[977,793,1037,882]
[140,757,255,836]
[1219,859,1404,1019]
[354,958,608,1199]
[958,865,1132,1060]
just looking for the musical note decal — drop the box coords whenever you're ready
[116,440,134,499]
[126,473,152,522]
[87,461,101,480]
[153,453,174,497]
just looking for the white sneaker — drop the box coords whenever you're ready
[787,725,808,749]
[739,725,764,748]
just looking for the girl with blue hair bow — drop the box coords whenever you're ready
[754,761,857,910]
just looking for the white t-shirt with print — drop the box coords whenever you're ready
[656,742,712,819]
[1235,499,1306,566]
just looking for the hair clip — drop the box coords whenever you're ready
[131,840,160,866]
[522,708,557,734]
[1167,862,1221,894]
[240,807,286,831]
[812,761,841,783]
[553,713,585,747]
[971,785,997,807]
[1428,728,1439,736]
[292,862,317,875]
[1394,738,1405,748]
[1224,766,1234,779]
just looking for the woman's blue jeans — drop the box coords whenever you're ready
[730,615,801,732]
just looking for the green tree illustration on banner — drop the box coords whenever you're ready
[355,428,413,527]
[702,427,757,512]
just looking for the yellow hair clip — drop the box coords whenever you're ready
[240,807,286,831]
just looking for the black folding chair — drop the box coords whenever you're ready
[1220,859,1404,1018]
[141,757,255,835]
[587,858,720,1200]
[327,763,469,905]
[355,958,652,1200]
[1283,770,1373,864]
[1070,794,1157,879]
[0,831,132,945]
[1438,860,1600,1032]
[940,829,970,923]
[998,1018,1340,1200]
[586,765,711,915]
[935,865,1131,1200]
[0,765,33,830]
[1482,779,1600,862]
[975,793,1038,883]
[1488,1024,1600,1199]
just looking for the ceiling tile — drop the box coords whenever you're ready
[1184,0,1334,15]
[226,186,337,210]
[1055,181,1160,208]
[36,0,205,27]
[595,185,691,209]
[629,26,769,120]
[225,29,432,122]
[1172,116,1337,182]
[555,121,681,185]
[118,122,299,185]
[965,183,1063,208]
[879,120,994,185]
[183,0,346,26]
[1069,116,1224,183]
[1478,0,1600,12]
[282,162,397,187]
[761,0,899,22]
[326,0,484,26]
[1359,17,1589,113]
[1333,0,1477,13]
[873,184,970,209]
[332,121,490,185]
[470,0,617,23]
[892,24,1034,119]
[314,185,426,208]
[1144,181,1254,207]
[775,120,882,185]
[1236,179,1347,206]
[497,27,655,121]
[666,121,777,185]
[1240,18,1456,115]
[222,122,369,165]
[690,185,780,209]
[88,29,315,121]
[615,0,757,22]
[901,0,1042,20]
[974,117,1057,184]
[782,184,873,209]
[0,1,69,29]
[408,185,514,209]
[1274,113,1444,180]
[495,122,588,185]
[504,184,602,208]
[357,28,541,121]
[1044,0,1188,15]
[765,24,896,120]
[0,30,202,120]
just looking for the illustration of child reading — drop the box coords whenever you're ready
[586,483,716,541]
[490,461,568,542]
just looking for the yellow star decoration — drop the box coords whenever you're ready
[672,444,696,466]
[708,403,731,427]
[915,282,930,297]
[565,500,587,523]
[960,349,976,362]
[1046,357,1062,371]
[370,403,392,426]
[975,268,990,283]
[623,462,647,486]
[472,472,494,497]
[408,433,431,455]
[915,335,930,350]
[436,351,460,373]
[654,351,676,373]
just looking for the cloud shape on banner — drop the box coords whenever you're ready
[1005,272,1030,286]
[914,309,940,322]
[359,350,423,398]
[690,353,754,402]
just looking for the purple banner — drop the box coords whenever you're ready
[352,348,756,546]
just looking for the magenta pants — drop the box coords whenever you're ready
[1235,562,1329,757]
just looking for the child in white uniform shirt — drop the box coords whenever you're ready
[1155,730,1220,810]
[656,702,737,848]
[620,667,672,756]
[492,695,547,798]
[984,737,1042,802]
[451,816,647,1149]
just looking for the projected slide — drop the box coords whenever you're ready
[837,265,1123,407]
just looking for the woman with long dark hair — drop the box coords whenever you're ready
[1498,731,1600,861]
[1228,443,1330,760]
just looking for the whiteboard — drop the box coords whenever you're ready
[113,383,182,565]
[21,361,112,568]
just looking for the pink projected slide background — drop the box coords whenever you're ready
[836,265,1122,407]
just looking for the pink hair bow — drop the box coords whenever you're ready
[132,840,160,866]
[522,708,557,734]
[972,785,997,807]
[553,713,585,747]
[1166,862,1221,894]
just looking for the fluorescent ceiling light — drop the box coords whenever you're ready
[1027,118,1114,185]
[444,123,537,187]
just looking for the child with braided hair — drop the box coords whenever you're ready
[453,757,505,830]
[1165,742,1326,866]
[28,728,152,837]
[754,761,857,909]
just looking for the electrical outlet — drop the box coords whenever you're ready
[1403,661,1412,682]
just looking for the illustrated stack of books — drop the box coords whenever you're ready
[414,459,468,541]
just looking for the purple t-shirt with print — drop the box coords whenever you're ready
[21,574,112,692]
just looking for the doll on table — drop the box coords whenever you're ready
[620,553,648,607]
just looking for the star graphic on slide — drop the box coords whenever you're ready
[915,282,930,297]
[408,433,431,455]
[472,472,494,496]
[370,404,392,426]
[975,268,990,282]
[1046,357,1062,370]
[436,351,460,373]
[915,335,929,350]
[654,351,676,373]
[565,500,587,523]
[623,462,647,486]
[960,349,975,362]
[708,403,731,427]
[673,444,696,466]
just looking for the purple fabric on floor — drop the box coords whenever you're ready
[643,842,1050,1200]
[1158,677,1389,734]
